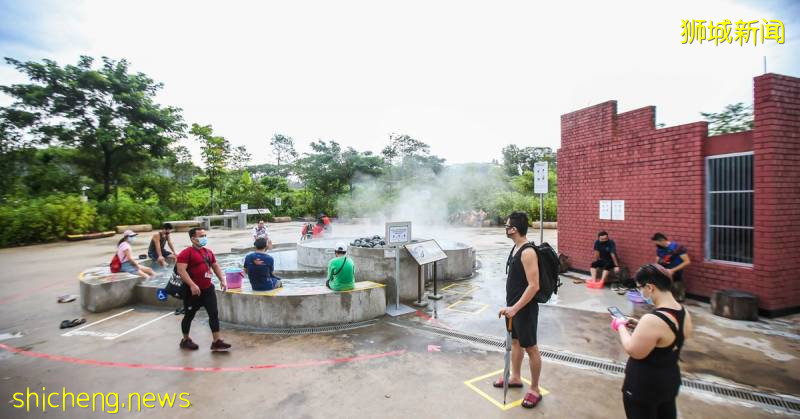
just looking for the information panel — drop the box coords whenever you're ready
[599,200,612,220]
[404,240,448,266]
[385,221,412,245]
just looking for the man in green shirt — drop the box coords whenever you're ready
[326,242,355,291]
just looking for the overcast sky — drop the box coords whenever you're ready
[1,0,797,165]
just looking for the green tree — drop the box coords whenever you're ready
[269,133,298,174]
[701,102,754,136]
[381,134,445,187]
[381,133,432,162]
[191,123,231,214]
[341,148,385,196]
[230,145,252,171]
[501,145,556,176]
[0,56,185,200]
[295,140,385,214]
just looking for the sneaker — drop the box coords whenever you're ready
[210,339,231,351]
[179,338,199,350]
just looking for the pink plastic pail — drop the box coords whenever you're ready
[225,269,244,289]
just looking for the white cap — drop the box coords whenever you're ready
[334,242,347,252]
[123,229,137,237]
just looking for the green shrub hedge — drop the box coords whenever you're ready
[0,195,96,246]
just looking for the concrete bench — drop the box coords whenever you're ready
[79,267,142,313]
[273,216,292,223]
[218,281,386,328]
[165,220,202,232]
[78,265,386,328]
[115,224,153,233]
[195,214,246,230]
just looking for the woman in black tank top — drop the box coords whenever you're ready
[612,264,693,419]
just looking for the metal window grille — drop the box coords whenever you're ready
[705,152,754,264]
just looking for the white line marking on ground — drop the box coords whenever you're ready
[105,311,173,340]
[62,308,135,337]
[68,331,119,338]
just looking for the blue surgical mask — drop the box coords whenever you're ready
[639,287,654,305]
[127,236,135,243]
[198,237,208,247]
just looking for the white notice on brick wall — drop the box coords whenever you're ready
[599,200,612,220]
[612,200,625,221]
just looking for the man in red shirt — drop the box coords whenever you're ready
[176,228,231,351]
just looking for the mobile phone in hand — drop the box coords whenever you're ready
[607,306,627,320]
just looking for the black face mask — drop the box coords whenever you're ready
[656,244,666,249]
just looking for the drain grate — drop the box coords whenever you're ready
[393,320,800,415]
[224,319,379,335]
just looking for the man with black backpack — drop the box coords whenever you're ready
[495,211,544,409]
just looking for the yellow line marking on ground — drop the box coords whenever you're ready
[441,283,479,295]
[446,300,489,315]
[464,369,549,411]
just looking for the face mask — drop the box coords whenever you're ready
[127,236,135,243]
[198,237,208,247]
[505,226,515,238]
[639,287,654,305]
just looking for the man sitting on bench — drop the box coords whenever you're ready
[244,238,282,291]
[589,231,620,284]
[326,242,354,291]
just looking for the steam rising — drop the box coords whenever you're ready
[337,163,507,238]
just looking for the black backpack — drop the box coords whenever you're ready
[507,242,563,303]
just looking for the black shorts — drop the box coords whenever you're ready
[148,248,172,260]
[511,302,539,348]
[591,259,615,270]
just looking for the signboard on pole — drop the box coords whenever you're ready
[385,221,414,316]
[386,222,412,245]
[404,240,448,265]
[274,197,282,207]
[240,203,248,212]
[533,162,549,194]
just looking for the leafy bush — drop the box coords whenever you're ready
[0,194,96,246]
[487,191,557,223]
[94,194,167,230]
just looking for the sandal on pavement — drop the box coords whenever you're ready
[492,378,524,388]
[521,391,542,408]
[57,294,77,303]
[59,318,86,329]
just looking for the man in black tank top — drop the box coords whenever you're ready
[495,211,543,409]
[149,223,177,267]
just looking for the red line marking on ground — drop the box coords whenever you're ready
[0,343,405,372]
[414,310,451,329]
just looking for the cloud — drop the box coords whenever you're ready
[1,0,798,164]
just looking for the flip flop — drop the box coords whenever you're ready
[572,278,585,284]
[521,391,543,408]
[492,378,524,388]
[59,318,86,329]
[57,294,77,303]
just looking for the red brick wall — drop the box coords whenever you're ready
[557,73,800,314]
[705,131,752,155]
[751,74,800,311]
